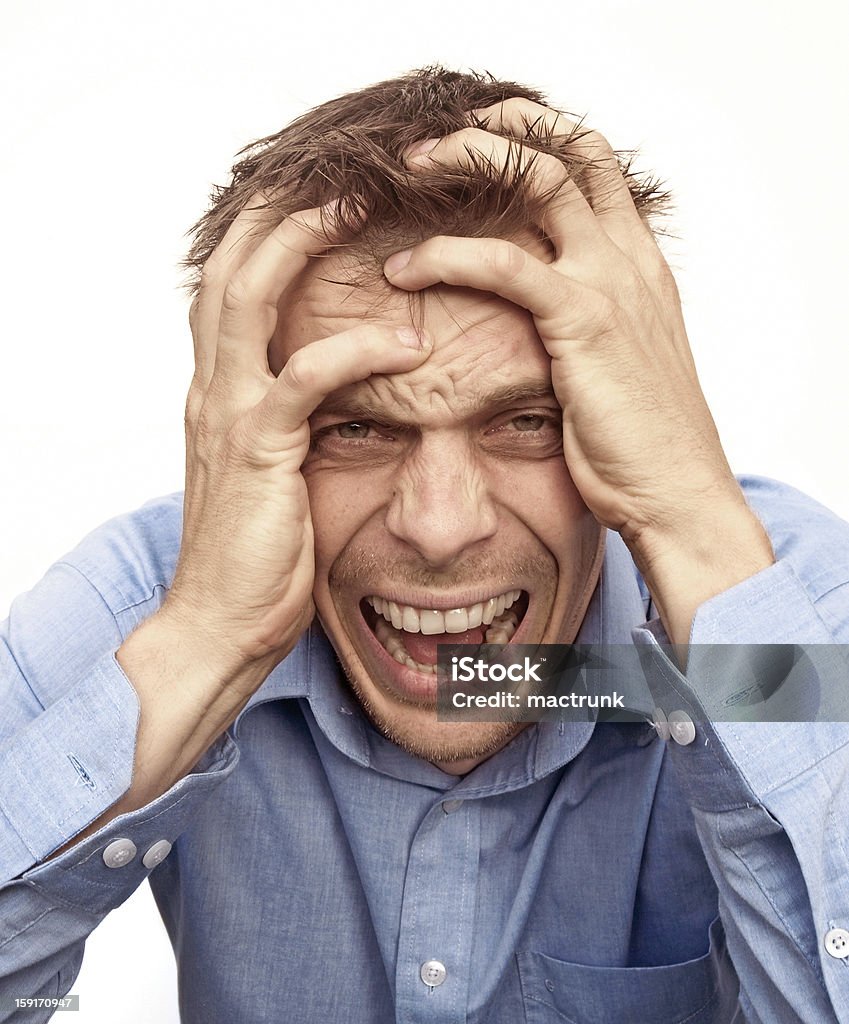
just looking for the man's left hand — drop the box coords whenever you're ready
[383,98,774,646]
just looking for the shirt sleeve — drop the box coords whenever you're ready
[0,543,238,1020]
[634,478,849,1023]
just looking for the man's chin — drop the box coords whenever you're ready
[374,711,527,773]
[340,657,528,771]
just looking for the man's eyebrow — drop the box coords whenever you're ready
[477,381,558,408]
[313,380,558,421]
[312,395,400,422]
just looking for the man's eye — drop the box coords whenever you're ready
[510,414,546,432]
[484,411,562,458]
[334,422,372,439]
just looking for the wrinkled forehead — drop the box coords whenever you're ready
[269,233,554,382]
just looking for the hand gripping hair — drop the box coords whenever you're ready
[183,66,671,293]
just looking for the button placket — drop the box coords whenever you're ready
[395,800,480,1022]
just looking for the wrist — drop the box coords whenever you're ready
[113,609,280,810]
[157,593,298,683]
[117,605,278,713]
[626,496,775,647]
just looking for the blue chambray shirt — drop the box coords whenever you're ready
[1,477,849,1023]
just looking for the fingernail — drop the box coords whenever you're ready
[396,327,429,349]
[405,138,440,163]
[384,249,412,277]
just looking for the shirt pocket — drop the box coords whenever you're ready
[516,917,741,1024]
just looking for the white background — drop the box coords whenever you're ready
[1,1,847,1020]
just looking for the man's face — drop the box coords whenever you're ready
[270,252,605,773]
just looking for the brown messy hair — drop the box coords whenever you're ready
[183,66,671,291]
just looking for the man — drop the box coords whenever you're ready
[1,67,848,1023]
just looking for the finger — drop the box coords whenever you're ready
[471,98,683,332]
[382,235,699,391]
[192,193,276,386]
[249,325,432,441]
[473,98,639,225]
[471,97,667,272]
[213,203,349,385]
[405,128,606,256]
[470,96,579,143]
[383,235,612,336]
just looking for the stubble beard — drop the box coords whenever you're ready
[323,546,558,767]
[336,650,528,765]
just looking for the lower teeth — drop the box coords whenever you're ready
[374,608,520,673]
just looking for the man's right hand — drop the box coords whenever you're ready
[153,200,431,686]
[75,201,431,834]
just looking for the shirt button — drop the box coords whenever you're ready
[824,928,849,959]
[102,838,137,869]
[668,710,696,746]
[142,839,173,869]
[651,707,670,741]
[442,799,464,814]
[420,960,447,987]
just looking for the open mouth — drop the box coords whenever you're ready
[361,589,530,676]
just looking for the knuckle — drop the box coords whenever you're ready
[500,97,551,128]
[443,127,476,153]
[654,259,680,302]
[184,380,205,425]
[425,233,451,252]
[584,129,615,159]
[534,152,570,189]
[188,296,201,333]
[431,234,455,260]
[632,240,681,305]
[189,405,218,452]
[498,97,527,116]
[281,349,317,393]
[198,259,221,294]
[570,128,617,176]
[485,240,526,282]
[418,234,452,266]
[221,270,253,315]
[281,209,321,247]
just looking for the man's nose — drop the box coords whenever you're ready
[384,435,498,570]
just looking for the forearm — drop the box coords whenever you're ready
[0,687,239,1009]
[51,611,276,856]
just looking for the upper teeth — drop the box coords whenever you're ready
[366,590,521,635]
